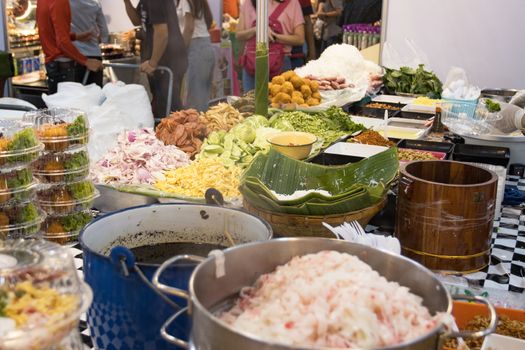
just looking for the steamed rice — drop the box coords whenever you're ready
[221,251,445,348]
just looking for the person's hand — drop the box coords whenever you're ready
[76,29,95,42]
[489,102,525,133]
[85,58,102,72]
[140,60,157,75]
[268,29,277,42]
[510,90,525,109]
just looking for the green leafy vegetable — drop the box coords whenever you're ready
[68,181,95,200]
[64,150,89,170]
[269,107,365,148]
[485,99,501,113]
[16,203,38,223]
[60,211,93,232]
[6,128,38,152]
[66,115,88,136]
[5,168,32,189]
[384,64,442,98]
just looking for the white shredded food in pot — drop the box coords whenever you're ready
[220,251,446,348]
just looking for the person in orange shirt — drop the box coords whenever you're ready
[223,0,239,18]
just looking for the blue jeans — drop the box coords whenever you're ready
[185,37,215,111]
[242,56,292,92]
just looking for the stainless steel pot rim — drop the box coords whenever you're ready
[187,237,453,350]
[79,202,274,260]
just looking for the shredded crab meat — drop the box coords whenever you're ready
[91,128,190,185]
[221,251,447,348]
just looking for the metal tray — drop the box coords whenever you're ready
[452,144,510,167]
[397,139,455,159]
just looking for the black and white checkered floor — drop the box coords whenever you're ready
[72,175,525,349]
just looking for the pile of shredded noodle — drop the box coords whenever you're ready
[3,281,78,327]
[221,251,444,348]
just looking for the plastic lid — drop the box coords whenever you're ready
[0,181,39,207]
[0,239,92,349]
[32,147,90,183]
[36,180,97,205]
[0,202,45,239]
[42,210,93,244]
[0,120,44,170]
[24,109,89,152]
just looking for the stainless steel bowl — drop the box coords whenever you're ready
[153,238,497,350]
[93,184,157,213]
[480,88,518,103]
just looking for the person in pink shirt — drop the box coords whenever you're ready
[237,0,305,91]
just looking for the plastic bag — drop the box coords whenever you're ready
[381,39,430,70]
[42,82,105,112]
[442,67,480,100]
[88,82,154,162]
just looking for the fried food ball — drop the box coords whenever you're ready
[283,103,296,110]
[271,103,280,108]
[281,81,294,95]
[270,84,283,96]
[300,85,312,98]
[312,91,321,100]
[309,80,319,91]
[292,91,303,99]
[306,97,320,106]
[290,76,304,89]
[276,92,291,103]
[291,96,305,105]
[271,76,285,85]
[282,71,296,81]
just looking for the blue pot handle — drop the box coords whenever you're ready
[110,246,136,276]
[109,245,183,310]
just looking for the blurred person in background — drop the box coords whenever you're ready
[124,0,188,117]
[37,0,102,94]
[224,0,240,18]
[70,0,109,87]
[237,0,305,92]
[290,0,315,68]
[177,0,215,111]
[340,0,382,26]
[317,0,342,53]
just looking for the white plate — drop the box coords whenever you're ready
[348,116,386,129]
[387,117,432,130]
[402,104,436,114]
[371,125,426,140]
[324,142,389,158]
[481,334,525,350]
[372,94,415,105]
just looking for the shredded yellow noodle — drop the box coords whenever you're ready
[154,158,242,199]
[5,281,78,327]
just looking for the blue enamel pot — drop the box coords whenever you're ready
[80,203,272,350]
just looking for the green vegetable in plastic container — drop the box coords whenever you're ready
[69,181,95,200]
[485,99,501,113]
[67,115,88,137]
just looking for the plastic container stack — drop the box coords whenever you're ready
[26,108,98,244]
[0,239,92,350]
[0,120,45,239]
[342,24,381,50]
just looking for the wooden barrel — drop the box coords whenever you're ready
[396,161,497,273]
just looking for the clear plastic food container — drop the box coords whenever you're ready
[0,120,44,170]
[42,210,93,244]
[0,167,37,205]
[24,108,89,152]
[37,180,98,215]
[0,202,45,239]
[32,147,90,183]
[0,239,92,350]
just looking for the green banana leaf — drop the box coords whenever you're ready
[241,147,398,195]
[239,148,397,215]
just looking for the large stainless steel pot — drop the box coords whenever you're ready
[152,238,497,350]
